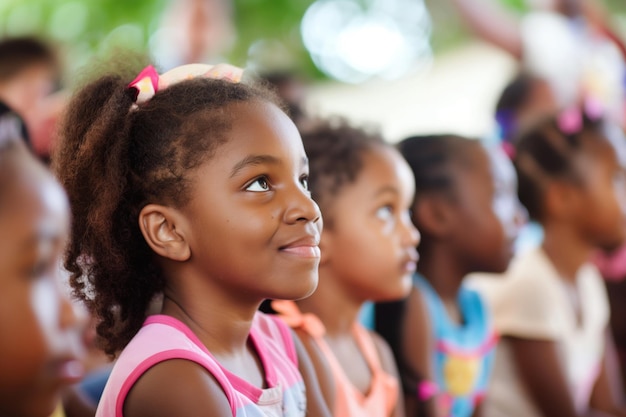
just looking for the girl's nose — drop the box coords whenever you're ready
[403,212,421,247]
[283,183,322,225]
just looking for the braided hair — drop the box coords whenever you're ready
[514,112,606,221]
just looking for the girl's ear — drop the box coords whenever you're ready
[413,196,456,238]
[138,204,191,262]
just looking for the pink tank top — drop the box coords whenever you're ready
[95,313,306,417]
[272,300,399,417]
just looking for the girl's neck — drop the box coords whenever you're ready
[417,245,466,302]
[417,245,468,325]
[542,221,592,282]
[296,267,364,338]
[160,267,260,358]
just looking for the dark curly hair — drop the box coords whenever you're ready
[53,69,280,355]
[299,119,385,226]
[514,111,606,221]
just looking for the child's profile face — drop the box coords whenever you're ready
[320,146,420,302]
[0,155,83,417]
[180,100,322,301]
[2,63,57,119]
[487,144,526,245]
[450,144,517,274]
[573,137,626,251]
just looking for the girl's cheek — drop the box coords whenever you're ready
[30,278,61,350]
[612,175,626,218]
[494,191,527,242]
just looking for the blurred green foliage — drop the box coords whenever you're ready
[231,0,314,74]
[1,0,625,81]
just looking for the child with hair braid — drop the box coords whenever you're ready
[375,135,523,417]
[53,63,330,417]
[475,110,626,417]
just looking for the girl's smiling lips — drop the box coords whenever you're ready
[279,235,321,258]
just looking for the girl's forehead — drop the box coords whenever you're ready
[362,146,412,181]
[332,147,414,211]
[450,143,513,197]
[200,101,305,170]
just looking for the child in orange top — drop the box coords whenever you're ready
[0,116,84,416]
[271,121,420,417]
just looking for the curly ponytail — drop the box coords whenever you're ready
[54,75,152,354]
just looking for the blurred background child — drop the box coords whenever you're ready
[269,120,419,417]
[0,113,84,417]
[0,37,64,162]
[53,63,330,417]
[474,110,626,416]
[450,0,626,125]
[493,60,626,390]
[376,135,523,417]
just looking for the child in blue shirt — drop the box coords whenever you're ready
[376,135,523,417]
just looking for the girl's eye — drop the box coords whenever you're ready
[300,175,309,191]
[376,205,394,221]
[246,177,270,192]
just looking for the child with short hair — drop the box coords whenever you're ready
[269,120,420,417]
[477,110,626,417]
[0,116,84,417]
[53,63,330,417]
[375,135,522,417]
[0,36,61,160]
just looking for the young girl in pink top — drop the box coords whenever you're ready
[270,120,420,417]
[0,115,84,417]
[53,63,330,417]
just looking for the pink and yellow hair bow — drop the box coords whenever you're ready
[556,96,604,135]
[128,63,244,105]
